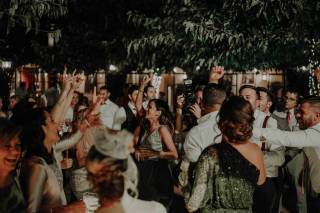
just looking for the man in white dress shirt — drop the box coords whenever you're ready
[179,84,226,188]
[98,86,119,129]
[113,85,139,133]
[240,85,284,213]
[253,96,320,211]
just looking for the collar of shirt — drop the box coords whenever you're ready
[128,102,137,115]
[102,99,111,106]
[197,111,219,124]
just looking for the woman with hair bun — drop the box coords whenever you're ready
[185,96,266,213]
[86,127,166,213]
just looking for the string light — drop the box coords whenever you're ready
[308,39,320,96]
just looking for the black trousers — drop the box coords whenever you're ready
[252,178,277,213]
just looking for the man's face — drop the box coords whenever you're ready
[284,92,298,110]
[240,88,259,110]
[296,102,320,129]
[9,98,17,110]
[99,89,110,102]
[71,93,79,106]
[145,87,156,100]
[259,91,269,112]
[195,90,203,105]
[129,90,139,103]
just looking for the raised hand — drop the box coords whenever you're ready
[141,74,153,86]
[189,103,201,119]
[209,66,225,83]
[176,94,185,109]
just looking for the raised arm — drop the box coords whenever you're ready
[51,68,73,124]
[253,125,320,148]
[208,66,225,84]
[135,74,153,113]
[175,94,185,133]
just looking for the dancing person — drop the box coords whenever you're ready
[185,96,266,212]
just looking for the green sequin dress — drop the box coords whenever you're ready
[185,142,259,213]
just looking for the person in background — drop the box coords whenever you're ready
[8,95,20,119]
[239,85,284,213]
[0,118,25,213]
[185,96,266,212]
[113,85,139,133]
[86,127,167,213]
[133,99,178,209]
[135,75,156,115]
[15,82,28,100]
[271,88,305,213]
[0,97,6,118]
[256,87,274,115]
[99,86,119,129]
[253,96,320,212]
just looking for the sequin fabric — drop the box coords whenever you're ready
[185,142,259,213]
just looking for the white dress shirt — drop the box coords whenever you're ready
[142,100,149,111]
[183,111,220,163]
[253,123,320,158]
[113,102,137,130]
[121,191,166,213]
[99,99,119,129]
[254,110,285,177]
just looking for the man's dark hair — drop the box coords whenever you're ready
[239,85,259,99]
[128,85,139,96]
[301,96,320,110]
[100,85,111,92]
[144,85,154,94]
[202,83,226,107]
[256,87,274,103]
[194,85,204,94]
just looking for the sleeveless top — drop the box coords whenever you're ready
[185,142,259,213]
[139,126,164,153]
[121,105,138,133]
[0,176,26,213]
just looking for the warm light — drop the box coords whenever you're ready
[1,61,12,69]
[109,64,118,71]
[262,74,268,80]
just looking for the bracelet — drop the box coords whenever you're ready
[176,108,182,114]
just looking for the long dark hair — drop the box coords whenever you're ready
[14,108,54,164]
[218,96,254,143]
[149,99,174,133]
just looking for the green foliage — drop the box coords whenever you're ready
[1,0,68,34]
[126,0,320,72]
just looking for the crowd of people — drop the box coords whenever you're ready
[0,66,319,213]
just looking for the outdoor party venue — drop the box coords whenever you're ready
[1,1,320,213]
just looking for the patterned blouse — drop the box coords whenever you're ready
[185,142,259,213]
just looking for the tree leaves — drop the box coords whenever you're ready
[125,0,319,72]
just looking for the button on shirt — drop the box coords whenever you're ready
[183,111,221,163]
[113,102,137,130]
[99,99,119,129]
